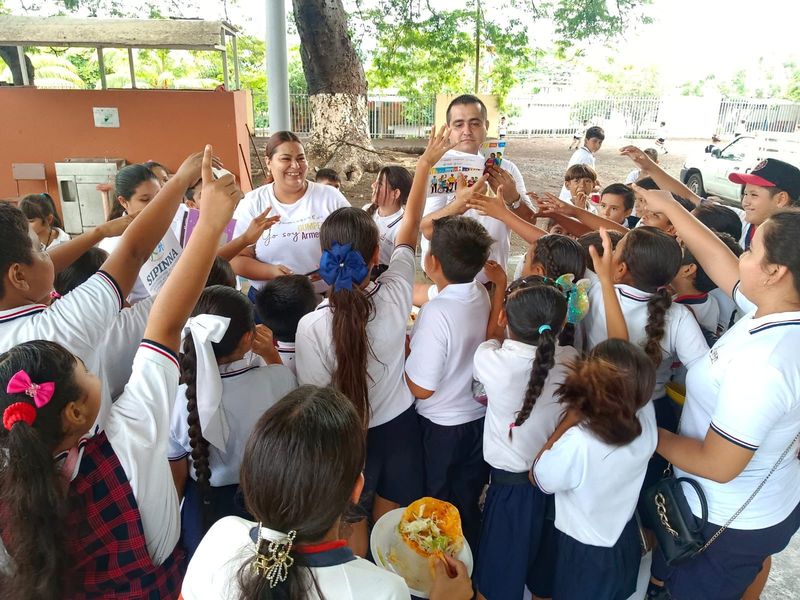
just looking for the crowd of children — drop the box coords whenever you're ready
[0,93,799,600]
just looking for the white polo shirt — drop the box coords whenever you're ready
[169,355,297,487]
[182,516,410,600]
[364,205,405,265]
[296,245,416,428]
[420,151,527,279]
[475,339,579,472]
[105,340,183,564]
[676,302,800,529]
[582,283,708,399]
[46,227,71,249]
[675,293,720,335]
[233,181,350,291]
[0,271,123,430]
[101,295,154,400]
[276,340,297,376]
[533,403,657,547]
[710,287,740,335]
[559,146,595,201]
[406,280,490,426]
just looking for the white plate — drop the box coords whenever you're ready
[370,507,473,598]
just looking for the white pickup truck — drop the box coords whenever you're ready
[680,132,800,203]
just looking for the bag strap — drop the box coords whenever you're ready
[698,430,800,553]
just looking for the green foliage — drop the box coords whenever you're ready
[583,60,661,96]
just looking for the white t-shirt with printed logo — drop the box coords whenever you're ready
[233,181,350,291]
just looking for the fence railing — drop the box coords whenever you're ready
[256,94,800,139]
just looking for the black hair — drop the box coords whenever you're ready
[0,203,35,300]
[205,256,237,289]
[143,160,169,175]
[692,203,743,240]
[681,232,742,293]
[320,207,379,429]
[619,227,683,365]
[265,131,304,185]
[504,278,567,438]
[446,94,488,123]
[53,247,108,297]
[636,177,659,191]
[237,385,365,600]
[430,216,493,284]
[255,275,318,343]
[179,286,255,534]
[762,209,800,297]
[674,196,696,212]
[366,166,413,216]
[19,193,64,230]
[558,339,655,445]
[601,183,635,211]
[0,341,84,598]
[315,168,341,184]
[578,230,624,272]
[585,126,605,141]
[108,164,158,220]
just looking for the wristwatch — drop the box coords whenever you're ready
[507,195,522,210]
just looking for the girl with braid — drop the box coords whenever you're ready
[168,285,296,559]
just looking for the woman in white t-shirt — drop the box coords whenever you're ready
[19,193,71,250]
[182,385,473,600]
[364,165,412,270]
[231,132,350,295]
[634,186,800,600]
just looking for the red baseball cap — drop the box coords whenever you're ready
[729,158,800,199]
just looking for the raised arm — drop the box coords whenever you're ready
[396,125,454,249]
[588,228,628,341]
[466,185,548,244]
[418,174,484,242]
[632,185,740,297]
[100,151,219,298]
[620,145,702,206]
[47,213,135,273]
[217,208,280,262]
[482,260,508,341]
[538,193,629,235]
[144,146,241,353]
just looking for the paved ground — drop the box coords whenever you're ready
[252,134,800,598]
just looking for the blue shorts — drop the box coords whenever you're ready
[553,517,640,600]
[475,469,547,600]
[654,499,800,600]
[181,478,251,560]
[361,405,424,515]
[419,415,489,551]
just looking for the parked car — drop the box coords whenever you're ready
[680,132,800,203]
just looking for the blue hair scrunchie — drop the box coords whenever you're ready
[319,242,370,292]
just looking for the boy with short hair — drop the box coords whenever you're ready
[563,164,599,209]
[598,183,636,227]
[560,126,605,200]
[255,274,319,375]
[315,168,341,189]
[405,215,494,550]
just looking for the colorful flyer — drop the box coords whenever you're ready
[428,152,487,197]
[481,139,507,169]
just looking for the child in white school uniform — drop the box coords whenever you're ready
[405,215,494,549]
[19,193,71,250]
[254,274,319,376]
[169,285,297,559]
[0,146,241,599]
[473,276,578,600]
[183,385,474,600]
[0,151,211,430]
[365,165,413,274]
[295,126,456,555]
[533,339,658,600]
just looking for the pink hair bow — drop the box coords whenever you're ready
[6,370,55,408]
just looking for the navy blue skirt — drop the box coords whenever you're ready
[553,517,640,600]
[181,478,251,560]
[475,469,548,600]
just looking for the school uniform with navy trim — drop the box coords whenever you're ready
[655,285,800,600]
[473,339,579,600]
[675,292,720,339]
[169,354,297,557]
[710,287,740,335]
[102,295,155,400]
[0,341,184,597]
[364,204,405,266]
[406,280,491,550]
[296,245,424,508]
[533,404,657,600]
[183,516,410,599]
[0,271,124,431]
[276,340,297,375]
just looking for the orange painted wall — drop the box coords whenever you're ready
[0,88,254,206]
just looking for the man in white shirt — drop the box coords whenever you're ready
[419,95,530,280]
[559,126,605,201]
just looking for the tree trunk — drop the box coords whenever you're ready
[0,46,35,86]
[292,0,381,186]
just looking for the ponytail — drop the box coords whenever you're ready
[643,287,672,366]
[510,328,557,437]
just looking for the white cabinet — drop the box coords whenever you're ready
[55,159,126,234]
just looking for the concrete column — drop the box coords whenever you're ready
[266,0,291,132]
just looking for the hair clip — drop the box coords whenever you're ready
[6,370,55,408]
[538,324,552,335]
[253,525,297,588]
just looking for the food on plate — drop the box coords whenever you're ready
[399,497,464,557]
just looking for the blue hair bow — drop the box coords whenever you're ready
[319,242,370,292]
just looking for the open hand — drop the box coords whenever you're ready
[537,192,578,218]
[453,173,489,212]
[486,164,520,204]
[241,207,280,245]
[466,183,508,219]
[420,125,454,167]
[620,145,657,171]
